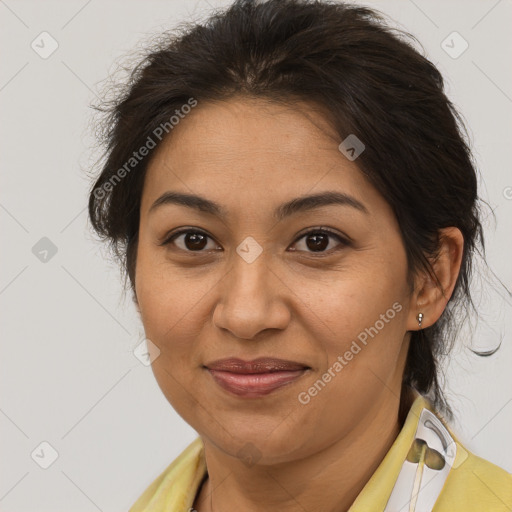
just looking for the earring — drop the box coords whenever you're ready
[417,312,423,329]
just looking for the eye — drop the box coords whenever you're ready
[291,228,350,255]
[160,229,220,252]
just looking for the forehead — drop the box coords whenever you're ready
[153,97,339,163]
[141,97,385,219]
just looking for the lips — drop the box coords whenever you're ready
[204,357,310,397]
[205,357,309,373]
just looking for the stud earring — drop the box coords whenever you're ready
[417,312,423,329]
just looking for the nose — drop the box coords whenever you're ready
[212,254,291,340]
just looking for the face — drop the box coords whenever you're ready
[135,96,416,463]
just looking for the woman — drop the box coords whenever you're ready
[87,0,512,510]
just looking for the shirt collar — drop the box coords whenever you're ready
[348,389,439,510]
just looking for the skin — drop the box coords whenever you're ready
[134,96,464,512]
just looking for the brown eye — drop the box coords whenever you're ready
[305,232,329,251]
[291,228,350,255]
[161,229,219,252]
[182,232,208,250]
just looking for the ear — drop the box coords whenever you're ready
[407,227,464,331]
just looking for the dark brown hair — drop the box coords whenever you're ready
[88,0,487,420]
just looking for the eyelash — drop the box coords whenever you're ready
[159,227,351,257]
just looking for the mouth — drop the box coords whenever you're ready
[204,357,311,398]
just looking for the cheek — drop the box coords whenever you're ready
[135,242,215,363]
[135,247,208,415]
[306,258,409,371]
[293,276,409,432]
[314,296,406,378]
[135,243,184,349]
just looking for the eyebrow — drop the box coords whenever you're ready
[148,190,369,220]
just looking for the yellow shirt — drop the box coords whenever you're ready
[129,393,512,511]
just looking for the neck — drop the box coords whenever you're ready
[194,390,407,512]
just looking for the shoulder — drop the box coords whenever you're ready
[129,437,207,512]
[384,392,512,512]
[433,439,512,511]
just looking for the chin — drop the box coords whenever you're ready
[201,422,311,465]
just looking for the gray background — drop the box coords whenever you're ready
[1,0,511,510]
